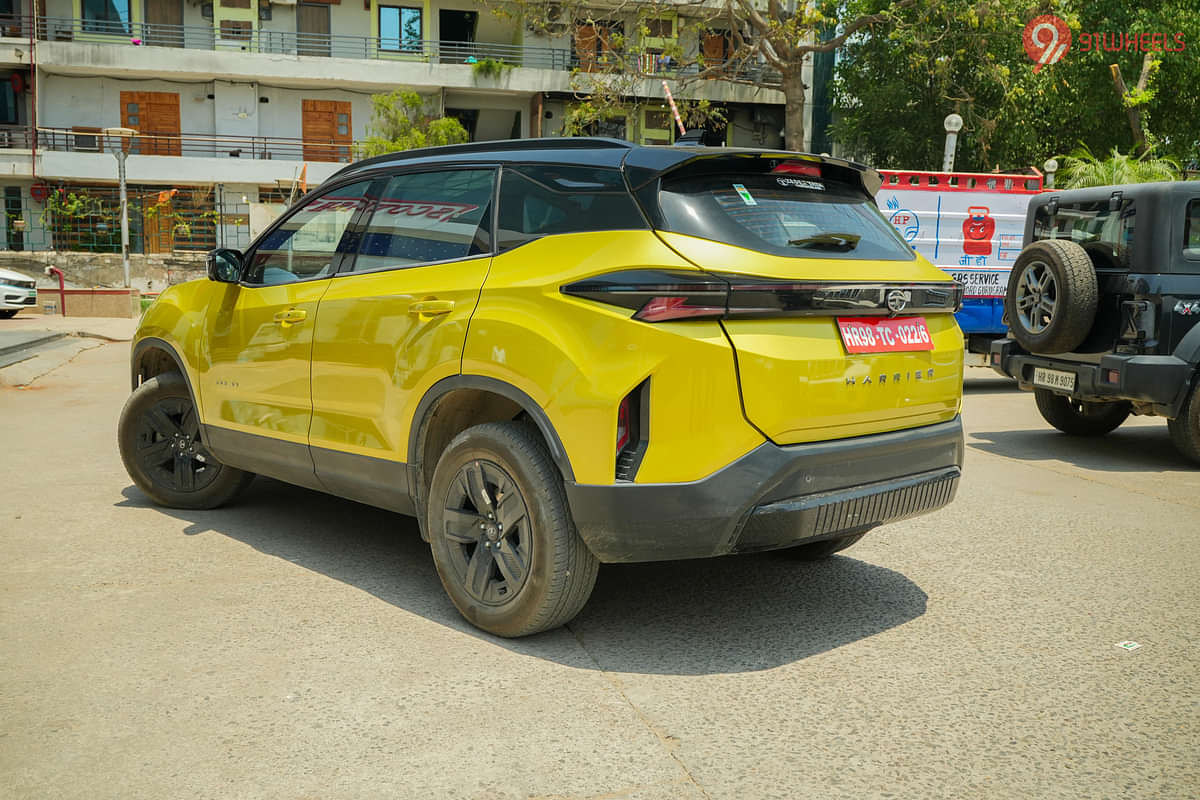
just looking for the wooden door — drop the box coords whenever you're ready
[297,3,331,56]
[121,91,181,156]
[302,100,351,162]
[574,24,597,71]
[703,32,730,69]
[144,0,184,47]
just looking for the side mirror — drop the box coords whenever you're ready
[207,248,243,283]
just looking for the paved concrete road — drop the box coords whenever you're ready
[2,346,1197,799]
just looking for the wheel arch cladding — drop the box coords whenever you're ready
[131,338,190,393]
[1173,320,1200,367]
[407,375,576,507]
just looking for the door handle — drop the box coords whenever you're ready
[409,300,455,316]
[274,308,307,324]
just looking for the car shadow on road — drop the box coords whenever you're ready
[962,376,1021,395]
[117,479,928,676]
[970,425,1193,473]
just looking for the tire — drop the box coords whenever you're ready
[1167,379,1200,465]
[427,421,599,638]
[781,533,865,561]
[0,309,17,319]
[1034,389,1131,436]
[1005,239,1098,354]
[118,373,254,509]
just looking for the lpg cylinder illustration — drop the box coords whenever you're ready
[962,206,995,256]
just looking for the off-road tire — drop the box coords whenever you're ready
[118,373,254,509]
[1167,379,1200,465]
[1034,389,1131,436]
[1005,239,1098,354]
[782,533,865,561]
[427,421,599,637]
[0,309,18,319]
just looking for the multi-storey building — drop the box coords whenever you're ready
[0,1,817,260]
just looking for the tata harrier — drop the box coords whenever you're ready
[119,138,965,637]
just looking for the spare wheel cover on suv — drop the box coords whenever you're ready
[1005,238,1098,354]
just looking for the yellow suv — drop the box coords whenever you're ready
[119,139,965,637]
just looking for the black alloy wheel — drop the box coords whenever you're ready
[440,459,533,606]
[134,395,222,494]
[118,372,254,509]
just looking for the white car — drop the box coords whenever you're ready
[0,267,38,318]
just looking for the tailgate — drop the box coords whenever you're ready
[722,314,963,444]
[657,230,963,444]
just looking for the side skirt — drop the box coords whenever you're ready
[202,425,415,516]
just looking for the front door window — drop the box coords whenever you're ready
[244,181,372,285]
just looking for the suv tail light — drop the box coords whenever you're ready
[562,270,962,321]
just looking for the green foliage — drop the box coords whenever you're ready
[1057,144,1180,188]
[471,58,512,80]
[831,0,1200,170]
[358,89,469,157]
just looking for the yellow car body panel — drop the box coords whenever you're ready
[308,255,492,462]
[196,280,330,445]
[462,231,765,485]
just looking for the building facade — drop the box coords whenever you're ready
[0,0,812,256]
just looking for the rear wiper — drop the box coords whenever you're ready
[788,232,861,251]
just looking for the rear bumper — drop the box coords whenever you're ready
[564,417,963,563]
[989,338,1192,416]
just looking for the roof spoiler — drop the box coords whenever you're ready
[623,148,884,198]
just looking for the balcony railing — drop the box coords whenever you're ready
[0,125,358,163]
[27,16,573,70]
[9,16,781,85]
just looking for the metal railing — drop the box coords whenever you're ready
[18,16,779,83]
[0,126,358,164]
[6,183,251,254]
[29,16,572,70]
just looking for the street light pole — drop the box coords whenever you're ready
[1044,158,1059,189]
[116,148,129,288]
[942,113,964,172]
[102,127,138,288]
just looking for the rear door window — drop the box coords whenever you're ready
[1033,199,1135,269]
[350,168,495,272]
[655,170,914,261]
[497,165,646,252]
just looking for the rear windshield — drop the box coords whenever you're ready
[655,172,914,261]
[1032,200,1135,269]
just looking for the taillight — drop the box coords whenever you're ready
[560,270,728,322]
[616,395,632,451]
[562,270,962,321]
[615,380,649,481]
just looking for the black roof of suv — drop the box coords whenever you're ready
[329,137,884,195]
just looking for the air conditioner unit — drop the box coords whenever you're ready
[270,0,297,5]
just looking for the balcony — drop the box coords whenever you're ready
[0,125,351,185]
[27,16,572,70]
[6,16,782,101]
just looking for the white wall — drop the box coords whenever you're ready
[213,81,259,139]
[39,74,216,135]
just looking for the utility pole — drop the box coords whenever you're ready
[103,127,138,288]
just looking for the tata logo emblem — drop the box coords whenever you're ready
[886,289,911,315]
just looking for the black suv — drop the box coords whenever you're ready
[991,181,1200,463]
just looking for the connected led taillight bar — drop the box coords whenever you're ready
[562,270,962,321]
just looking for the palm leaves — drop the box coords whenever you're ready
[1058,144,1181,189]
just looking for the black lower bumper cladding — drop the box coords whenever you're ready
[565,417,963,563]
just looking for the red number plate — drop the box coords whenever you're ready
[837,316,934,354]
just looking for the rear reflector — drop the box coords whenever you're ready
[562,270,962,322]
